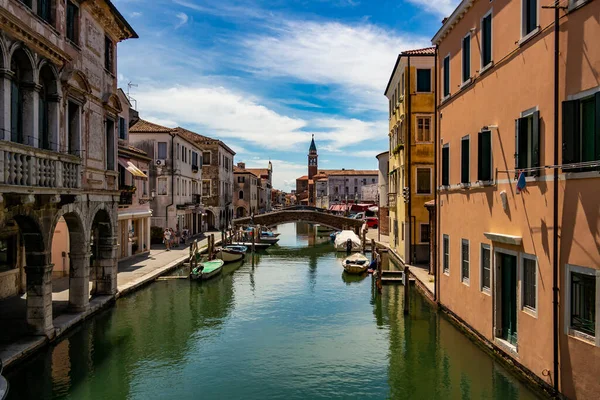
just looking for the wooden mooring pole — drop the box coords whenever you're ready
[251,227,256,266]
[403,266,410,315]
[370,238,375,255]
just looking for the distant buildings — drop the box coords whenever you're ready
[233,162,258,217]
[296,136,378,208]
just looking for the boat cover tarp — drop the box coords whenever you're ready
[334,230,361,250]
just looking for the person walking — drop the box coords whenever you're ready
[163,228,171,251]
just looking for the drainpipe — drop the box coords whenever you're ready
[433,45,439,302]
[407,55,412,265]
[165,133,175,228]
[551,4,560,394]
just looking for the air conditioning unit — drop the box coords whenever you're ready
[155,159,166,166]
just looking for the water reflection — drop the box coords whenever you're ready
[7,222,542,400]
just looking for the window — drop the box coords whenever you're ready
[157,142,167,159]
[461,135,470,184]
[0,237,17,273]
[478,130,492,182]
[105,119,115,170]
[238,176,244,183]
[461,239,470,283]
[562,93,600,169]
[516,110,540,175]
[416,69,431,92]
[416,168,431,194]
[67,101,80,156]
[401,222,404,241]
[401,72,405,95]
[66,1,79,43]
[119,117,126,140]
[202,180,211,197]
[569,267,596,339]
[104,36,114,73]
[416,116,431,142]
[203,151,211,165]
[239,190,244,200]
[443,55,450,98]
[443,235,450,274]
[20,0,32,8]
[522,255,537,312]
[420,224,429,243]
[37,0,52,24]
[38,75,51,150]
[176,143,180,160]
[481,244,491,292]
[462,34,471,83]
[192,151,198,167]
[522,0,537,37]
[176,178,180,195]
[482,12,493,68]
[158,177,168,195]
[442,144,450,186]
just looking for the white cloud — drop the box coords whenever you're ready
[175,12,189,28]
[311,118,386,149]
[351,150,382,159]
[130,11,142,18]
[145,116,178,128]
[242,20,428,110]
[406,0,459,17]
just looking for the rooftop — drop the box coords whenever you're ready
[400,46,436,56]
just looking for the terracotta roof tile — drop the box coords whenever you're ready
[246,168,269,177]
[130,119,174,133]
[401,46,436,56]
[173,127,236,155]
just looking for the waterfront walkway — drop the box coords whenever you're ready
[0,232,222,370]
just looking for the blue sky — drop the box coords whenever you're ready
[113,0,459,191]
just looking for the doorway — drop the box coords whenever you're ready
[496,252,518,346]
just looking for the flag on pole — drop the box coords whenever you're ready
[516,171,526,194]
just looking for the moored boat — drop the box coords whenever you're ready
[216,247,245,263]
[342,253,369,274]
[259,236,280,245]
[334,230,362,252]
[224,245,248,253]
[0,359,8,400]
[190,259,224,280]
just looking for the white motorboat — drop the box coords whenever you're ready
[334,230,362,252]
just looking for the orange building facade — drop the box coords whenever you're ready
[433,1,600,398]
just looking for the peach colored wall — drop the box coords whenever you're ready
[51,217,70,278]
[437,1,600,398]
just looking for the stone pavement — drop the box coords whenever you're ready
[0,232,221,370]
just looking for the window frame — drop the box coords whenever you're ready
[443,54,451,99]
[415,167,432,195]
[520,253,538,317]
[415,115,432,143]
[461,32,471,85]
[66,0,79,45]
[202,179,211,198]
[419,223,430,244]
[416,68,432,93]
[564,264,600,346]
[480,9,494,72]
[157,142,167,160]
[202,151,211,166]
[443,234,450,275]
[461,239,470,285]
[521,0,539,39]
[104,35,114,74]
[442,143,450,187]
[480,244,491,295]
[477,129,493,183]
[157,177,168,195]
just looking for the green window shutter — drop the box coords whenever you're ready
[595,92,600,161]
[461,138,469,184]
[442,146,449,186]
[462,36,470,82]
[443,57,450,97]
[483,15,492,66]
[479,130,492,181]
[517,117,529,170]
[531,111,540,175]
[562,100,580,166]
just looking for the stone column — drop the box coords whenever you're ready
[25,261,54,336]
[92,236,118,296]
[69,251,90,312]
[0,69,13,141]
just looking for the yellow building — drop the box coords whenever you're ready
[384,47,435,265]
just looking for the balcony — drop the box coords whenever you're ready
[0,141,81,191]
[119,185,136,205]
[192,164,199,173]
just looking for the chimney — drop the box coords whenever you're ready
[237,162,246,169]
[442,17,448,24]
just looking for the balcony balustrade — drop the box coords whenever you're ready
[0,141,81,190]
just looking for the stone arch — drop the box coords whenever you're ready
[8,44,37,145]
[89,206,117,296]
[236,207,247,218]
[61,68,92,96]
[205,210,215,230]
[102,92,123,114]
[8,43,35,82]
[50,204,90,311]
[233,210,364,234]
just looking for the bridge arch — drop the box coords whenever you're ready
[232,209,363,234]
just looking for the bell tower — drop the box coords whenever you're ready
[308,134,318,179]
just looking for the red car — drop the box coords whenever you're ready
[365,217,378,229]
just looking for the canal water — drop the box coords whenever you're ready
[6,223,543,399]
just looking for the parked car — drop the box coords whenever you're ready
[365,217,378,229]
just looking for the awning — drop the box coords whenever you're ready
[118,158,148,180]
[118,209,152,221]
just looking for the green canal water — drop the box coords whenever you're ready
[7,223,543,399]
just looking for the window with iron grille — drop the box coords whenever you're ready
[461,239,469,283]
[443,235,449,274]
[105,36,114,72]
[571,271,596,337]
[522,257,537,311]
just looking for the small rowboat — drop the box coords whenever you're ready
[260,230,281,238]
[190,259,224,280]
[342,253,370,274]
[225,245,248,253]
[259,236,280,245]
[216,247,245,263]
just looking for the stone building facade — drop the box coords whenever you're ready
[0,0,136,337]
[233,162,257,218]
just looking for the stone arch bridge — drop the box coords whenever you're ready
[232,207,364,234]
